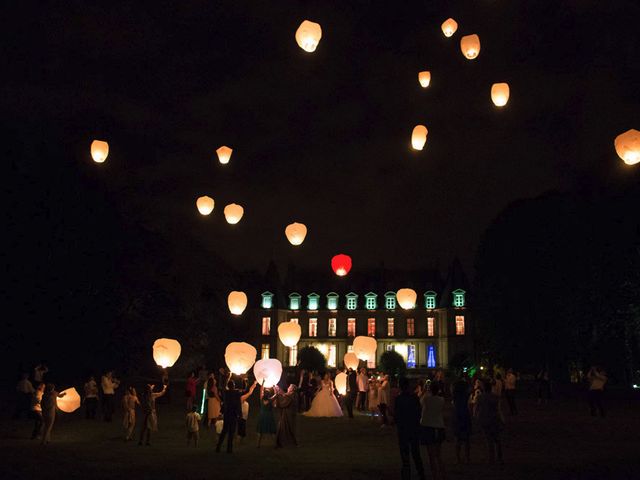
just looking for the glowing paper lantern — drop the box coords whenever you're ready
[278,321,302,347]
[460,34,481,60]
[331,254,352,277]
[285,222,307,245]
[614,129,640,166]
[216,146,233,165]
[253,358,283,388]
[418,71,431,88]
[295,20,322,53]
[90,140,109,163]
[228,291,248,315]
[196,196,214,215]
[411,125,428,150]
[225,342,257,375]
[344,352,360,371]
[153,338,182,368]
[224,203,244,224]
[335,372,347,396]
[441,18,458,38]
[491,83,510,107]
[57,387,81,413]
[353,336,377,362]
[396,288,417,309]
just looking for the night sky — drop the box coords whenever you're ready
[4,0,639,276]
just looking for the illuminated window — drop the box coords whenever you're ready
[289,292,301,310]
[307,293,319,310]
[384,292,396,310]
[328,318,336,337]
[326,292,339,310]
[261,291,274,309]
[288,345,298,366]
[347,345,354,353]
[261,317,271,335]
[347,318,356,337]
[367,318,376,336]
[452,289,466,308]
[427,345,436,368]
[424,291,437,310]
[365,292,377,310]
[407,344,416,368]
[427,317,435,337]
[386,344,395,352]
[455,316,465,335]
[328,344,336,367]
[261,343,270,359]
[367,356,376,369]
[407,318,415,337]
[309,318,318,337]
[290,317,298,324]
[346,293,358,310]
[387,318,394,337]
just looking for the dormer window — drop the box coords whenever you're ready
[326,292,339,310]
[346,292,358,310]
[384,292,396,310]
[307,293,320,310]
[452,289,466,308]
[424,291,437,310]
[261,291,274,309]
[364,292,377,310]
[289,292,301,310]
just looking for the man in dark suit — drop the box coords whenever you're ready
[346,368,358,418]
[215,380,241,453]
[395,377,426,480]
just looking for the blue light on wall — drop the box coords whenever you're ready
[427,345,436,368]
[407,345,416,368]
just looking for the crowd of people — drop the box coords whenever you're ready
[11,359,610,477]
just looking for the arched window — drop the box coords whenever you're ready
[364,292,378,310]
[261,291,274,309]
[289,292,301,310]
[384,291,396,310]
[452,289,466,308]
[307,293,320,310]
[424,291,437,310]
[326,292,339,310]
[346,292,358,310]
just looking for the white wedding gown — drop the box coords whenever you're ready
[304,380,344,417]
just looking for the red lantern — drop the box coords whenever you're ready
[331,254,352,277]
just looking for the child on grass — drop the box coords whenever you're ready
[186,407,201,447]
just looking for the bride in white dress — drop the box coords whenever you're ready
[304,373,344,417]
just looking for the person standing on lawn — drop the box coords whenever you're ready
[41,383,66,445]
[84,375,99,419]
[477,379,504,464]
[395,377,426,480]
[587,366,607,417]
[504,369,517,415]
[216,379,242,453]
[138,383,167,446]
[186,407,201,447]
[101,370,120,422]
[14,373,35,419]
[122,386,140,441]
[30,382,45,440]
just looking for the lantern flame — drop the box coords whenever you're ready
[91,140,109,163]
[418,71,431,88]
[295,20,322,53]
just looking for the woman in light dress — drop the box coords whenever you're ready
[368,376,379,415]
[206,374,221,429]
[122,386,140,441]
[304,373,343,417]
[378,374,391,425]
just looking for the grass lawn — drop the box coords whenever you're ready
[1,386,639,480]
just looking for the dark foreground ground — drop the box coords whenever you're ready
[1,386,639,480]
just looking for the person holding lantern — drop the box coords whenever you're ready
[138,383,167,446]
[101,370,120,422]
[206,374,221,429]
[122,386,140,441]
[30,382,45,440]
[256,384,277,447]
[215,379,242,453]
[274,384,298,448]
[41,383,66,445]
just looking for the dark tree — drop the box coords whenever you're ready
[379,350,407,377]
[297,346,327,373]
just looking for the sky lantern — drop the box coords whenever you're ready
[335,372,347,396]
[344,352,360,370]
[152,338,182,368]
[228,291,248,315]
[57,387,81,413]
[460,34,481,59]
[441,18,458,38]
[418,71,431,88]
[216,146,232,165]
[331,254,352,276]
[253,358,283,388]
[90,140,109,163]
[285,222,307,245]
[614,129,640,166]
[396,288,417,309]
[491,83,510,107]
[278,321,302,347]
[196,196,214,215]
[225,342,257,375]
[353,336,377,362]
[224,203,244,224]
[411,125,428,150]
[295,20,322,53]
